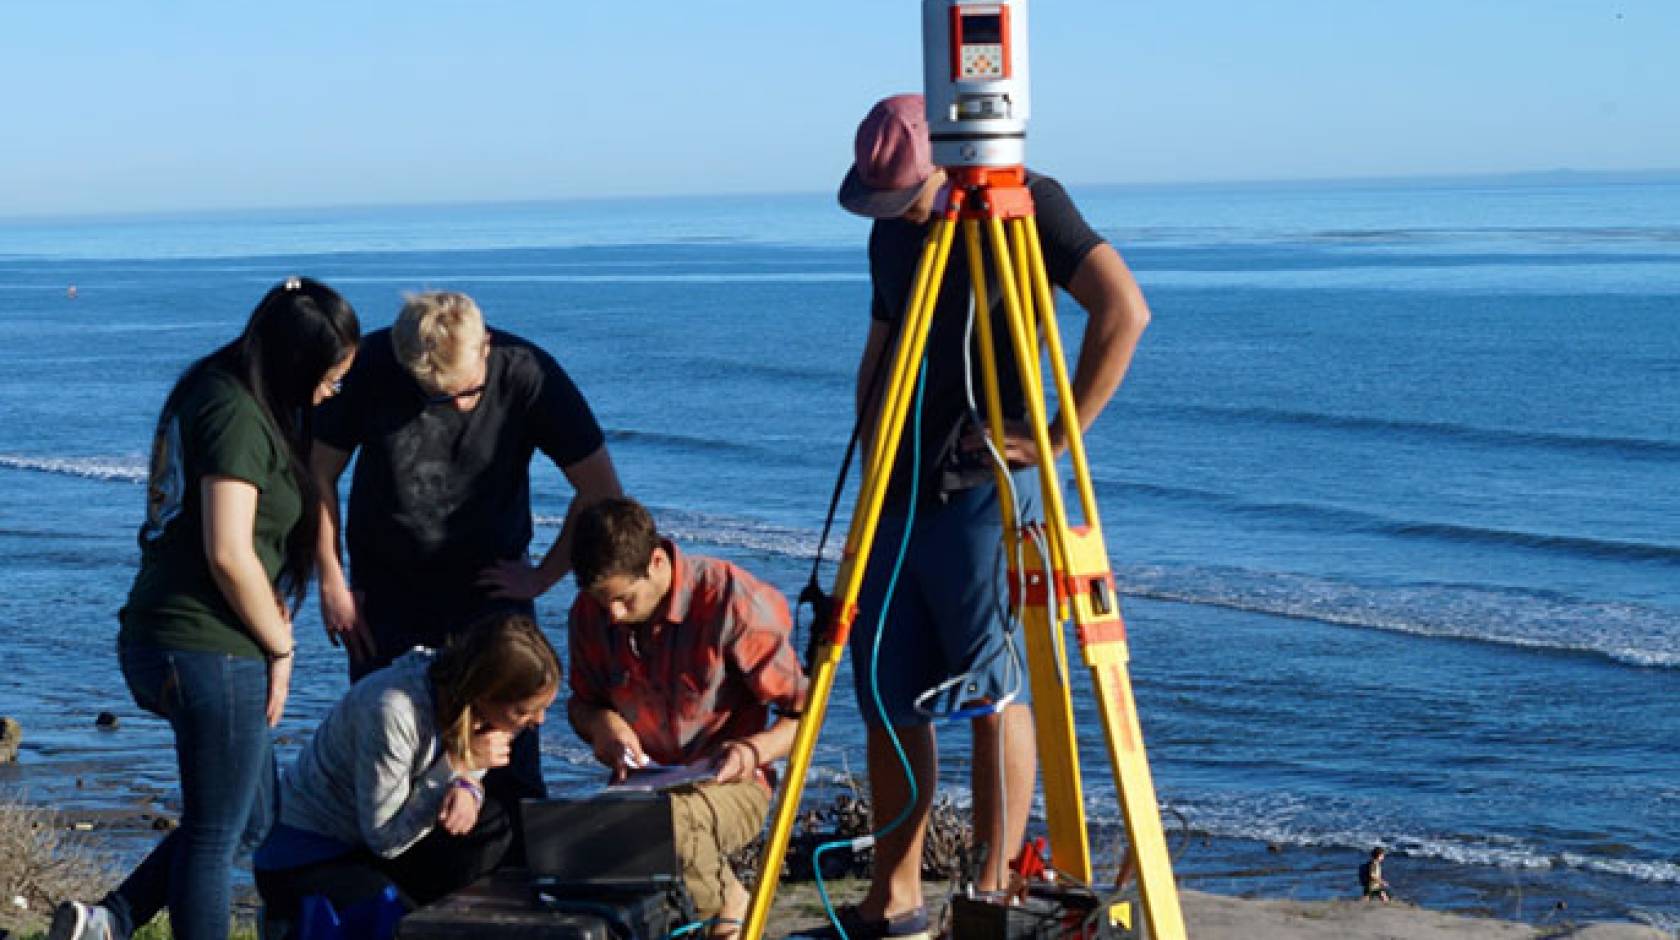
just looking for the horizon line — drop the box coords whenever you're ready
[5,166,1679,227]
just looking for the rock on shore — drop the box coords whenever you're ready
[0,717,21,763]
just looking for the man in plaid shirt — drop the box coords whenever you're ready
[567,497,806,936]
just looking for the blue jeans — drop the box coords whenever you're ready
[105,644,276,940]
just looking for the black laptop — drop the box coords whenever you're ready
[522,792,683,892]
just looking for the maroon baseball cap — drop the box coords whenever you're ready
[838,94,934,219]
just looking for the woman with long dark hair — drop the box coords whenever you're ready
[50,277,361,940]
[253,612,561,938]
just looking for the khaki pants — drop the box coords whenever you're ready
[668,779,770,918]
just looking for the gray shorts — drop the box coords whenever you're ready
[849,472,1037,728]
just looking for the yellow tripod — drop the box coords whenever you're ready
[743,166,1186,939]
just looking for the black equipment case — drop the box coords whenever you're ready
[397,792,694,939]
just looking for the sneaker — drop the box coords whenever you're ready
[790,904,930,940]
[46,901,118,940]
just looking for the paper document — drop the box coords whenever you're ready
[607,760,718,793]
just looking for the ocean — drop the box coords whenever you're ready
[1,177,1676,932]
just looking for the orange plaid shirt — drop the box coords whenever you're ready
[568,541,808,787]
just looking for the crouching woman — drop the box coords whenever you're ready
[254,612,560,934]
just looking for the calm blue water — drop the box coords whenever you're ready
[1,179,1677,931]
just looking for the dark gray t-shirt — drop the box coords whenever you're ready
[316,328,604,593]
[866,172,1105,511]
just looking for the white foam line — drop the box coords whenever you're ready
[528,512,1680,668]
[1120,789,1680,886]
[534,508,822,561]
[1129,582,1680,669]
[0,454,146,484]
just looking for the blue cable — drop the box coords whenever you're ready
[811,361,929,938]
[811,841,846,929]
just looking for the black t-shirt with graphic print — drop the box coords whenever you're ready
[315,328,604,596]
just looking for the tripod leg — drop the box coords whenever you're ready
[860,219,955,482]
[960,216,1061,893]
[1015,530,1094,884]
[961,218,1017,541]
[741,218,960,940]
[1089,640,1186,938]
[1022,215,1102,526]
[1013,217,1189,940]
[980,215,1095,884]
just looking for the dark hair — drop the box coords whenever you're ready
[430,612,562,771]
[570,497,661,591]
[157,276,360,609]
[1371,847,1385,858]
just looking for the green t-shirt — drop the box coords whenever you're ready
[119,366,303,658]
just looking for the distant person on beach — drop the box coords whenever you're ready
[1360,847,1393,903]
[566,497,808,938]
[806,94,1153,939]
[253,612,560,937]
[312,290,622,808]
[50,277,360,940]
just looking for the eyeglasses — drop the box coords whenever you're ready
[425,383,486,406]
[424,339,491,405]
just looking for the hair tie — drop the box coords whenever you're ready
[282,276,303,292]
[450,775,485,803]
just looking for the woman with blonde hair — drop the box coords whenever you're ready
[252,611,561,937]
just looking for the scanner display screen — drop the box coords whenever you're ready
[961,13,1003,45]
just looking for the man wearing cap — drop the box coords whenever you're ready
[822,93,1153,938]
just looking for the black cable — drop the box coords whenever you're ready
[797,316,902,670]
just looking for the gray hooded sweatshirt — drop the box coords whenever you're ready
[276,649,483,858]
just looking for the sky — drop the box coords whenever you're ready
[2,1,1677,217]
